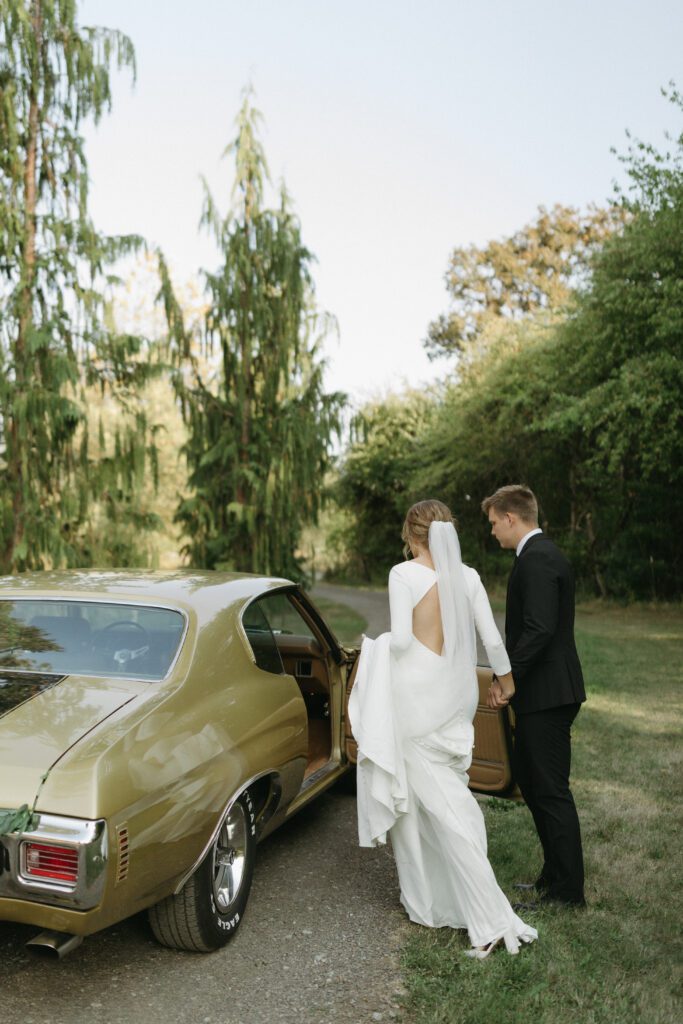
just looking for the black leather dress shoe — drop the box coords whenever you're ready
[513,901,540,912]
[549,897,586,909]
[514,895,586,912]
[514,876,550,890]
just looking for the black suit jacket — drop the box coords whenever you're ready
[505,533,586,715]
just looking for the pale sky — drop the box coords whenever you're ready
[80,0,683,402]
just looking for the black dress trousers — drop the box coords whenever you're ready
[512,702,584,903]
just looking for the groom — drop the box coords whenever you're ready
[482,484,586,907]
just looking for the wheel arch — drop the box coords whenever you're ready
[172,769,283,895]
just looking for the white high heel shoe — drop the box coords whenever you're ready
[464,936,504,960]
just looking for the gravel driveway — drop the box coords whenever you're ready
[1,791,407,1024]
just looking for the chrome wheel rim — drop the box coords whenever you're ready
[212,801,248,912]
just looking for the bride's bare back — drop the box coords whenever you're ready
[412,582,444,655]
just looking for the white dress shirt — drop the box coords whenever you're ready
[516,528,543,557]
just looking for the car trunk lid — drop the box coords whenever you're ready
[0,674,139,808]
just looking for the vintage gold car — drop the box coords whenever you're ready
[0,570,515,957]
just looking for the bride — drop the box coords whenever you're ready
[349,499,538,958]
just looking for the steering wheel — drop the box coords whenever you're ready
[99,620,149,640]
[95,620,151,664]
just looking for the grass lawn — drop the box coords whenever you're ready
[313,596,367,646]
[400,603,683,1024]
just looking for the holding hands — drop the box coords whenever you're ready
[487,672,515,710]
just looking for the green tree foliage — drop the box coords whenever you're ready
[412,325,575,581]
[160,93,344,579]
[535,88,683,598]
[0,0,161,571]
[337,90,683,599]
[425,203,625,360]
[333,391,437,581]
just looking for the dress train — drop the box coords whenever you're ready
[350,536,538,955]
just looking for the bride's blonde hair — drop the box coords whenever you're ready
[402,499,456,557]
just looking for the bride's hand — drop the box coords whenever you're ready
[487,680,507,709]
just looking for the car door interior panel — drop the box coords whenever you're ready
[469,667,515,794]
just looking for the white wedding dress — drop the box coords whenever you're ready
[349,522,537,954]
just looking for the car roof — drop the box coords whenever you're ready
[0,569,295,613]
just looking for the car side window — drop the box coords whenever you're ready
[242,599,284,675]
[257,592,316,641]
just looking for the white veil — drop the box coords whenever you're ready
[428,521,477,674]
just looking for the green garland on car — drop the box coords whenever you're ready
[0,804,35,837]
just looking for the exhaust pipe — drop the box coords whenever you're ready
[26,930,83,959]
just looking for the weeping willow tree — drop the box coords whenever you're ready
[160,94,344,579]
[0,0,160,573]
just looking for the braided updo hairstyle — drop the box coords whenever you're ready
[401,499,456,558]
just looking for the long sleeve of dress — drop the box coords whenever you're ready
[469,571,511,677]
[388,567,413,654]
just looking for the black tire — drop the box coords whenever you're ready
[148,790,256,952]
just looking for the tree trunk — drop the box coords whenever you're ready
[569,463,578,533]
[236,221,252,570]
[585,511,607,598]
[1,0,41,572]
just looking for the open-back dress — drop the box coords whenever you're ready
[350,540,538,954]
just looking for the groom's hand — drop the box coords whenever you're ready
[487,677,511,710]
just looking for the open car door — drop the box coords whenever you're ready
[342,649,360,764]
[469,666,518,797]
[343,656,516,791]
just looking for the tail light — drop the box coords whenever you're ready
[23,842,79,885]
[3,814,107,909]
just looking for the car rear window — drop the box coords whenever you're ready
[0,600,186,680]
